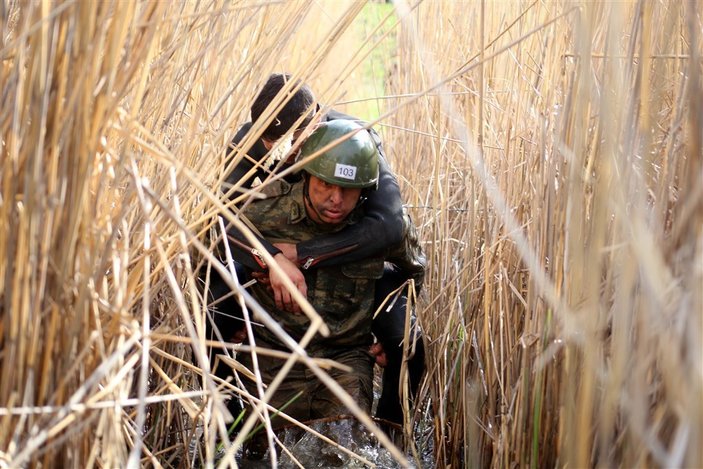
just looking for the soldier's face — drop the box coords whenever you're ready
[305,176,361,225]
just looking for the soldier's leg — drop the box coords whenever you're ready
[372,266,425,424]
[205,262,248,343]
[238,352,312,460]
[205,262,249,422]
[238,351,313,427]
[310,348,375,419]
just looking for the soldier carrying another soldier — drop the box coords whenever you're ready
[234,119,425,431]
[205,73,426,427]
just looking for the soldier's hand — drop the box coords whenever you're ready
[273,243,298,263]
[270,253,308,314]
[251,270,271,286]
[369,342,388,367]
[231,327,248,344]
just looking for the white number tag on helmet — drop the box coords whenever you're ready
[334,163,357,180]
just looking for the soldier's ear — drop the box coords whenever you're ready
[262,138,275,151]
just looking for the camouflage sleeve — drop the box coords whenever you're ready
[222,123,282,266]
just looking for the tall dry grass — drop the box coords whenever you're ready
[386,1,702,467]
[1,0,701,467]
[0,1,390,467]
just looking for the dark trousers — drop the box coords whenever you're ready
[372,265,425,424]
[204,263,425,426]
[204,264,249,424]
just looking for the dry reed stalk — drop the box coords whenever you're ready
[385,0,702,467]
[1,0,412,467]
[2,0,701,467]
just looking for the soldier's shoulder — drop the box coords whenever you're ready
[256,179,293,199]
[241,181,302,225]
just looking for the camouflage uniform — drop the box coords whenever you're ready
[237,179,425,424]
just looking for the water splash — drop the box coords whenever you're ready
[237,416,431,468]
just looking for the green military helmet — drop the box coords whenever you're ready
[298,119,379,189]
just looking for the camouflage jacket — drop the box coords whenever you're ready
[239,180,425,356]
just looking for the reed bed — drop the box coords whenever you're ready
[1,0,701,467]
[386,1,702,467]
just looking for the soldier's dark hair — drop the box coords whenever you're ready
[251,73,316,141]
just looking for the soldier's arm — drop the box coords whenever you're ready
[226,180,308,312]
[295,133,405,269]
[218,225,307,312]
[387,210,427,291]
[222,123,282,270]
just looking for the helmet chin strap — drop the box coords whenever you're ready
[303,175,328,224]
